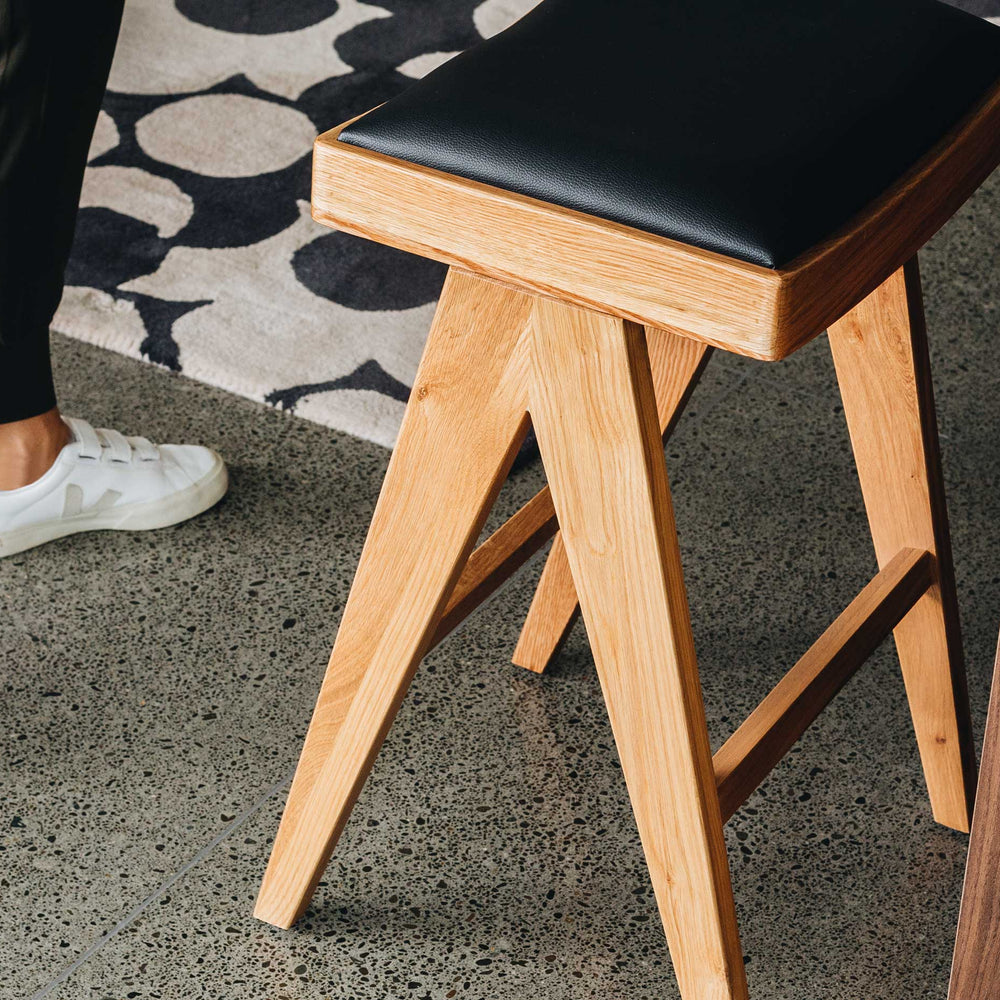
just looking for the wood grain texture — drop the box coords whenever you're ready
[714,548,934,823]
[254,269,532,929]
[512,329,712,673]
[949,632,1000,999]
[528,297,748,1000]
[828,260,977,833]
[313,124,778,357]
[313,82,1000,361]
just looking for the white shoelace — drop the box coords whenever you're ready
[66,417,160,464]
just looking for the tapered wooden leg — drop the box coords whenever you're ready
[254,269,532,928]
[949,631,1000,998]
[828,258,976,833]
[512,533,579,672]
[528,299,747,1000]
[513,329,712,673]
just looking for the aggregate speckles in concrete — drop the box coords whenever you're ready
[7,167,1000,1000]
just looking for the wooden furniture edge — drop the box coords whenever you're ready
[948,628,1000,998]
[778,80,1000,353]
[313,79,1000,361]
[312,124,785,360]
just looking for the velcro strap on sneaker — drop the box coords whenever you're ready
[66,417,103,460]
[98,428,133,463]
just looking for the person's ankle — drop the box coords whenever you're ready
[0,408,72,491]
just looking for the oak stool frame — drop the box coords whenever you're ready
[255,82,1000,1000]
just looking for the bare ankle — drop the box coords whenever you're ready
[0,408,72,490]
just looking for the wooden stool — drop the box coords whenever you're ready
[950,633,1000,998]
[255,3,1000,996]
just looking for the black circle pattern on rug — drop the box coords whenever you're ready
[61,0,523,444]
[177,0,341,34]
[292,232,447,312]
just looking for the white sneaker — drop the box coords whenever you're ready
[0,417,228,559]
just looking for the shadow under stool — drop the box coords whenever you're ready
[255,2,1000,996]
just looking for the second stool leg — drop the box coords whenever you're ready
[828,258,976,832]
[254,269,533,928]
[512,329,711,673]
[529,299,747,1000]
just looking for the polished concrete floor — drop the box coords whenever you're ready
[4,172,1000,1000]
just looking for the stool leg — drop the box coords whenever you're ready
[511,532,578,672]
[828,258,976,833]
[528,299,747,1000]
[254,269,532,928]
[512,329,712,673]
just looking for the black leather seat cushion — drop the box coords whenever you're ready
[339,0,1000,269]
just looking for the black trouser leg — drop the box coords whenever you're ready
[0,0,124,424]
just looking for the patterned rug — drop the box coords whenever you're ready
[55,0,1000,449]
